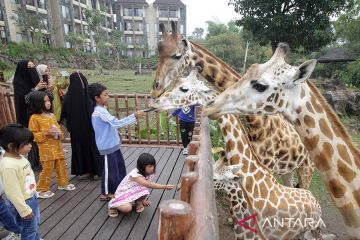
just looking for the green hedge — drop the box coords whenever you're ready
[336,60,360,87]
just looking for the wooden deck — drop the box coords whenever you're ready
[38,144,184,240]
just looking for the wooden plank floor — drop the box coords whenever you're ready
[38,144,184,240]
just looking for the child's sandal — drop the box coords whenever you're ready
[136,204,145,213]
[108,208,118,217]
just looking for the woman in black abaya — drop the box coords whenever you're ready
[60,72,102,177]
[13,60,47,171]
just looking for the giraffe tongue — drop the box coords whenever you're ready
[142,108,156,112]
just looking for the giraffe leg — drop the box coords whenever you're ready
[297,155,314,189]
[280,172,293,187]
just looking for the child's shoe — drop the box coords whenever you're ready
[37,191,54,199]
[108,208,118,217]
[182,147,188,155]
[58,184,76,191]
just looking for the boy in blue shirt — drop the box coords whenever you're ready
[88,83,144,201]
[168,105,196,155]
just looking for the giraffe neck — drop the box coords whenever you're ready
[190,41,240,90]
[218,114,278,200]
[288,80,360,235]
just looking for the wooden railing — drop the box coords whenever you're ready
[0,88,184,145]
[158,110,220,240]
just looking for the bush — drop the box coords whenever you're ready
[335,60,360,87]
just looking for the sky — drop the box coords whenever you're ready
[148,0,240,36]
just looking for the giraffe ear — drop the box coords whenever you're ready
[293,59,317,85]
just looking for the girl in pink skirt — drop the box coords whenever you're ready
[108,153,175,217]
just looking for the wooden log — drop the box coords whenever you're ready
[158,199,193,240]
[184,155,199,173]
[193,127,201,136]
[187,141,199,155]
[180,172,198,203]
[186,117,219,240]
[144,95,151,144]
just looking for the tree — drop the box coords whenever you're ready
[335,0,360,44]
[229,0,348,52]
[191,27,204,39]
[109,29,127,68]
[85,9,107,56]
[66,32,86,51]
[12,9,50,45]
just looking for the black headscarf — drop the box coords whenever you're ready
[61,72,94,142]
[13,60,40,127]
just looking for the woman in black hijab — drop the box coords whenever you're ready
[13,60,46,171]
[13,60,46,126]
[61,72,102,177]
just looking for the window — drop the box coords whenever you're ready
[11,0,21,4]
[37,0,46,9]
[159,9,168,18]
[180,24,184,34]
[124,22,132,31]
[154,24,158,33]
[0,8,3,21]
[146,24,149,33]
[169,10,177,18]
[74,6,80,19]
[64,23,72,35]
[123,8,133,16]
[135,23,143,31]
[125,36,132,44]
[134,8,143,17]
[16,33,23,42]
[83,25,89,35]
[0,26,6,43]
[127,50,133,57]
[62,6,70,19]
[26,0,35,6]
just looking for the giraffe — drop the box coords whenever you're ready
[203,42,360,239]
[150,70,324,240]
[213,151,261,240]
[150,22,313,189]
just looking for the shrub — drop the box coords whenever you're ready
[335,60,360,87]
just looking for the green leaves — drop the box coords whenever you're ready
[229,0,348,52]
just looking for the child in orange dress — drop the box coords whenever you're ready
[28,91,75,198]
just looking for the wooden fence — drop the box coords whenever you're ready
[158,110,220,240]
[0,88,184,146]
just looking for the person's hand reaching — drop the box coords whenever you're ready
[34,81,47,91]
[164,184,175,190]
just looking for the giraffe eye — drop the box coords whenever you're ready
[251,80,268,92]
[171,53,182,60]
[179,86,189,92]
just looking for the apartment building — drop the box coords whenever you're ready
[50,0,115,51]
[0,0,186,56]
[115,0,186,57]
[0,0,52,44]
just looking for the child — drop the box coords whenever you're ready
[28,91,75,199]
[168,105,196,155]
[0,147,21,238]
[108,153,174,217]
[0,124,41,239]
[88,83,144,201]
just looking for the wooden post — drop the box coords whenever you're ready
[188,141,199,156]
[158,199,193,240]
[193,127,201,136]
[144,95,150,144]
[180,172,198,203]
[184,155,199,173]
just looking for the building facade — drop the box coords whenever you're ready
[115,0,186,57]
[0,0,186,56]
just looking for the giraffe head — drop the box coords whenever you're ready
[150,21,193,98]
[149,68,218,111]
[203,43,317,121]
[213,150,242,182]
